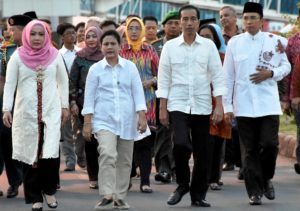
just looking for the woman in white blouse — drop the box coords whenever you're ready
[2,20,69,211]
[82,30,147,210]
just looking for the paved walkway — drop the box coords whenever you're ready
[0,155,299,211]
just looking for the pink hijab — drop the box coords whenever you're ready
[18,20,58,70]
[76,26,103,61]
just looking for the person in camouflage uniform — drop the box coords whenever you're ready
[0,14,32,198]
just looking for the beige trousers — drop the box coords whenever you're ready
[95,130,133,200]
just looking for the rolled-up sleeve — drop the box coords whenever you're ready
[81,64,98,115]
[156,44,171,99]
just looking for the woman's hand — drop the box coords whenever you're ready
[70,103,79,116]
[137,111,147,133]
[142,79,154,89]
[82,123,92,141]
[61,108,69,125]
[3,111,12,128]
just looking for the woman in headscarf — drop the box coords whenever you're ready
[120,17,159,193]
[69,26,104,190]
[199,23,231,191]
[2,19,69,211]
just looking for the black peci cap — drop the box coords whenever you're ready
[8,15,32,26]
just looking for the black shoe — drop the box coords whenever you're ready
[237,169,244,180]
[264,180,275,200]
[94,198,113,210]
[155,172,171,183]
[43,193,58,209]
[167,185,189,205]
[191,199,211,207]
[0,189,3,197]
[113,199,130,209]
[249,195,262,205]
[294,163,300,174]
[7,186,18,198]
[222,163,234,171]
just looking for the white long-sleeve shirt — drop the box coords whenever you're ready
[3,52,69,164]
[223,31,291,117]
[156,34,226,115]
[81,56,146,140]
[59,45,80,73]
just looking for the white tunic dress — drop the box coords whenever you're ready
[2,51,69,165]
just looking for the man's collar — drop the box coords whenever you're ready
[245,30,263,40]
[177,33,202,46]
[60,45,79,54]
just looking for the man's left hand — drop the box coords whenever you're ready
[250,68,273,84]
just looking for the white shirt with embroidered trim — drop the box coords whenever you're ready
[223,31,291,117]
[81,56,147,140]
[156,33,226,115]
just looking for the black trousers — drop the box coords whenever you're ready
[0,125,23,187]
[208,135,224,183]
[170,111,210,201]
[131,132,154,186]
[85,136,99,182]
[23,158,58,204]
[154,125,174,174]
[236,115,279,197]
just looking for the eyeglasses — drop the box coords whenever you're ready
[128,26,142,32]
[181,17,198,23]
[63,31,76,36]
[242,16,260,21]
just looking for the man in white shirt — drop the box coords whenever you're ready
[57,23,85,171]
[156,5,226,207]
[223,2,291,206]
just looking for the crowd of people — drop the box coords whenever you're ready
[0,1,298,210]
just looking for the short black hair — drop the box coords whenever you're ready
[143,16,158,25]
[179,4,200,20]
[100,20,118,29]
[56,22,75,35]
[100,30,121,45]
[198,24,221,50]
[75,22,85,32]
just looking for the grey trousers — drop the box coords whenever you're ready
[61,116,86,168]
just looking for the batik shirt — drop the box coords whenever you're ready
[120,43,159,128]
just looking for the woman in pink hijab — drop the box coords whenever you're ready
[2,20,69,211]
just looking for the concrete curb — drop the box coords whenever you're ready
[279,132,296,159]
